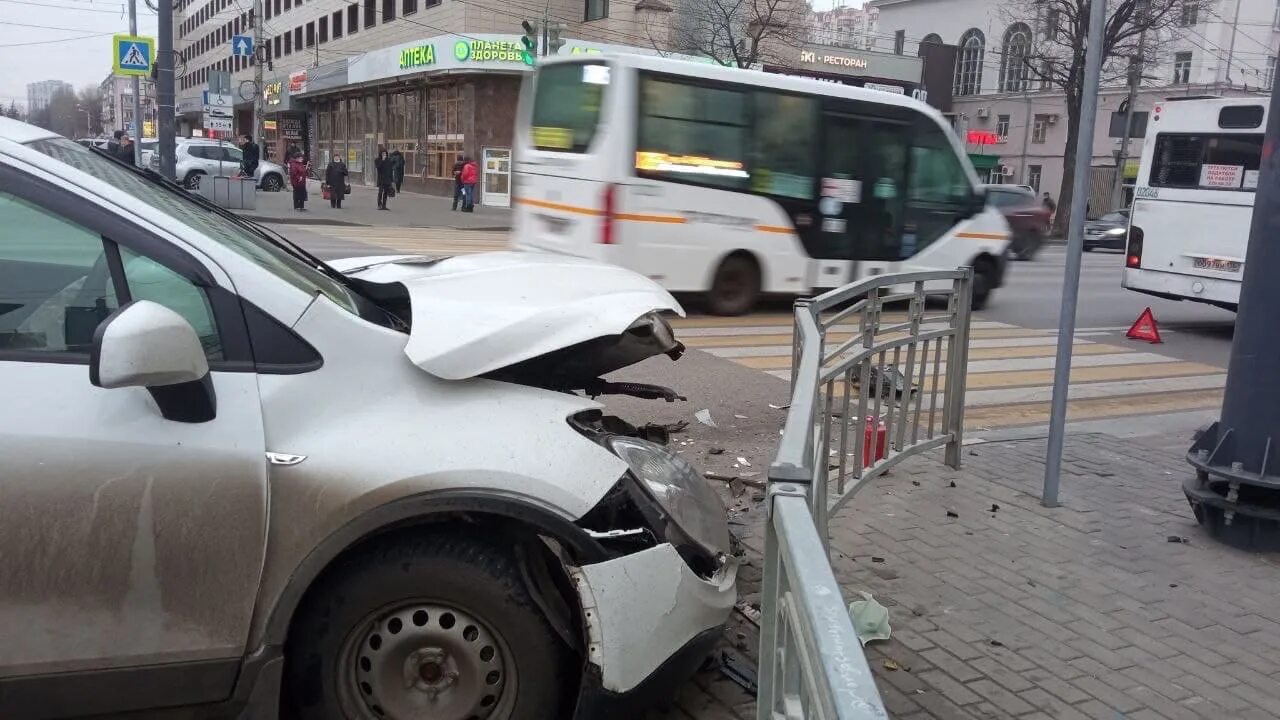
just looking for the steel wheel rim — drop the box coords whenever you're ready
[716,265,753,308]
[338,602,516,720]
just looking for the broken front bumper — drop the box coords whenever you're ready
[569,543,737,708]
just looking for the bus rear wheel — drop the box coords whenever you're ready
[708,254,761,316]
[971,259,995,311]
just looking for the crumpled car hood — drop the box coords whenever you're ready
[328,251,686,381]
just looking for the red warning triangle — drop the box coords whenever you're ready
[1126,307,1163,343]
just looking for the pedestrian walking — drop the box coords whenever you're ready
[460,155,479,212]
[390,148,405,193]
[325,155,348,209]
[375,147,394,210]
[238,133,260,179]
[115,134,136,164]
[289,152,309,211]
[450,156,466,211]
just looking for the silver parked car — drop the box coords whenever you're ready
[0,117,735,720]
[153,137,286,192]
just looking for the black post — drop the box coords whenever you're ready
[157,0,177,179]
[1186,84,1280,548]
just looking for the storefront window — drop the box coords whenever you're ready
[387,90,419,177]
[424,84,463,179]
[347,97,365,172]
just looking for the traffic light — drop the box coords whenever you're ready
[547,21,566,54]
[520,20,539,66]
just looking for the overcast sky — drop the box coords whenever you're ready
[2,0,863,111]
[4,1,155,111]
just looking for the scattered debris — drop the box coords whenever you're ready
[882,659,903,672]
[871,556,886,563]
[734,414,749,419]
[969,450,979,456]
[848,591,892,646]
[695,409,717,428]
[946,510,959,518]
[1169,583,1179,588]
[987,639,1004,647]
[1167,535,1190,544]
[949,481,957,488]
[990,503,1000,513]
[705,471,738,482]
[912,480,921,486]
[1027,580,1037,587]
[739,476,767,490]
[736,457,752,467]
[718,650,759,695]
[768,403,790,410]
[868,365,914,400]
[708,447,726,455]
[735,600,762,625]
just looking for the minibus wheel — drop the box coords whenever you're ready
[708,254,760,316]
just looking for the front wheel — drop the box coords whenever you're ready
[971,260,995,311]
[285,532,571,720]
[183,171,206,190]
[707,254,761,316]
[261,173,284,192]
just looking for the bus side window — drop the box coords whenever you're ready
[751,92,819,199]
[906,119,973,253]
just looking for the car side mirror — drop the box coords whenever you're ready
[90,300,217,423]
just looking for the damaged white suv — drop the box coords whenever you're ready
[0,118,736,720]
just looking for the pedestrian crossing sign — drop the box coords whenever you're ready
[113,34,154,77]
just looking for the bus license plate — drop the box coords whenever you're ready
[1193,257,1242,272]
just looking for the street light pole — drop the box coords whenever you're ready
[1186,78,1280,548]
[1041,0,1107,507]
[157,0,177,178]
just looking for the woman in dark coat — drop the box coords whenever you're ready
[325,156,348,209]
[374,148,394,210]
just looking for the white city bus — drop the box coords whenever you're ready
[1123,96,1266,311]
[510,54,1011,314]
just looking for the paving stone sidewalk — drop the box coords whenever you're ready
[654,431,1280,720]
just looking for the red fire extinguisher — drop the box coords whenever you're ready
[862,416,887,469]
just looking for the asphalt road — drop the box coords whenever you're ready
[990,246,1235,367]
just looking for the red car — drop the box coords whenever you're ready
[981,184,1051,261]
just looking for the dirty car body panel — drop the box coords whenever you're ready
[0,117,735,719]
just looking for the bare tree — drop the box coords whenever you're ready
[1003,0,1194,233]
[3,102,20,120]
[77,85,106,136]
[670,0,810,68]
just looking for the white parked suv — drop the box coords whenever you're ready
[156,137,287,192]
[0,117,736,720]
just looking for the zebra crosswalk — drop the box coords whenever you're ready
[284,225,1225,433]
[669,313,1226,433]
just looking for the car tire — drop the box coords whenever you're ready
[707,254,761,316]
[261,173,284,192]
[285,530,571,720]
[971,258,995,311]
[184,171,206,190]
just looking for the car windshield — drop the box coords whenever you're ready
[986,190,1034,209]
[24,137,361,315]
[1099,211,1128,223]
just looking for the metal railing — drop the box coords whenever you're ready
[758,268,974,720]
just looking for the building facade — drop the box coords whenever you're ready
[809,4,879,49]
[171,0,679,202]
[99,75,158,138]
[870,0,1278,213]
[26,80,73,116]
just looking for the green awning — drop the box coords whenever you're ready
[967,153,1000,172]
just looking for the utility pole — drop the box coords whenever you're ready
[540,8,549,57]
[1110,54,1142,210]
[157,0,176,178]
[1225,0,1241,86]
[253,0,264,155]
[1186,77,1280,549]
[1041,0,1106,507]
[129,0,143,166]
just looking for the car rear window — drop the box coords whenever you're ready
[530,62,609,153]
[1150,133,1263,190]
[986,189,1034,208]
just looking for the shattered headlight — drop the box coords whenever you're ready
[607,436,732,560]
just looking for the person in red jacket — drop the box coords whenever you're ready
[459,156,479,212]
[288,151,309,211]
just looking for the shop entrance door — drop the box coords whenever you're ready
[482,147,511,208]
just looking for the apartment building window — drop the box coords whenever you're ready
[1000,23,1032,92]
[953,28,985,96]
[1173,51,1192,84]
[1267,56,1277,89]
[332,10,343,37]
[1032,114,1049,143]
[264,0,271,19]
[585,0,608,21]
[403,0,417,15]
[273,0,280,15]
[294,26,303,50]
[996,114,1010,141]
[1043,7,1059,38]
[284,0,291,10]
[893,29,905,54]
[1275,0,1280,29]
[364,0,375,27]
[382,0,395,21]
[1028,164,1042,192]
[274,35,282,57]
[1179,0,1197,26]
[348,4,359,33]
[284,30,292,54]
[1040,59,1055,89]
[306,21,315,47]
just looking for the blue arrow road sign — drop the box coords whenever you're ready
[232,35,254,58]
[113,34,154,77]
